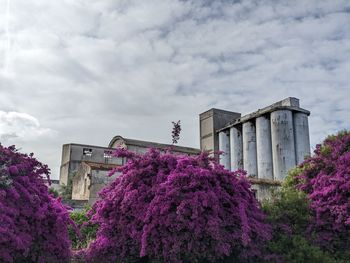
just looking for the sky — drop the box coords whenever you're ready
[0,0,349,180]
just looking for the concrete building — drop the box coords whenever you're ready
[60,136,200,206]
[61,97,310,204]
[199,97,310,200]
[59,144,120,187]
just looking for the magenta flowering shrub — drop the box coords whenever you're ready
[0,145,72,263]
[296,131,350,253]
[84,148,271,263]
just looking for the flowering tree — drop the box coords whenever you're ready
[83,148,271,263]
[295,131,350,254]
[0,145,72,263]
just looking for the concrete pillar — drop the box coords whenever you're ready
[218,131,230,169]
[293,112,311,164]
[271,110,296,180]
[242,121,257,177]
[230,126,243,171]
[256,116,273,179]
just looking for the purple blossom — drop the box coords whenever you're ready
[295,131,350,253]
[0,145,73,263]
[80,148,271,262]
[8,165,19,175]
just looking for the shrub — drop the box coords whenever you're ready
[0,145,73,263]
[262,185,337,263]
[262,131,350,262]
[294,131,350,254]
[69,206,98,249]
[81,148,271,263]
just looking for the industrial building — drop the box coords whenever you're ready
[60,136,200,206]
[60,97,310,203]
[199,97,310,199]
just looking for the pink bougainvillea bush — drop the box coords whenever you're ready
[295,131,350,253]
[82,148,271,263]
[0,145,72,263]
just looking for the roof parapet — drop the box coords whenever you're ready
[217,97,310,133]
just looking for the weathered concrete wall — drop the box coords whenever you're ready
[271,110,296,180]
[293,112,311,164]
[218,131,230,169]
[230,126,243,171]
[199,109,241,155]
[242,121,258,177]
[72,164,91,201]
[256,116,273,179]
[88,170,119,204]
[59,163,69,186]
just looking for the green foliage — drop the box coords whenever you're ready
[325,130,349,142]
[262,187,310,233]
[283,165,308,189]
[271,235,337,263]
[262,155,350,263]
[69,206,98,250]
[262,186,339,263]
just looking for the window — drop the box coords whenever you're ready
[83,148,92,157]
[104,150,113,159]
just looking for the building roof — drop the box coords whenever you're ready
[108,135,200,155]
[217,97,310,132]
[63,143,115,151]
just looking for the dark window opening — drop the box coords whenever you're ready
[83,148,92,157]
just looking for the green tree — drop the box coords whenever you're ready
[69,206,98,250]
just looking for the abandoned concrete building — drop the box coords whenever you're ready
[59,97,310,204]
[60,136,200,205]
[199,97,310,200]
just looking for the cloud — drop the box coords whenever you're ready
[0,111,55,142]
[0,0,349,178]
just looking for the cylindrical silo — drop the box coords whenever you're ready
[242,121,257,177]
[230,126,243,171]
[256,116,273,179]
[293,112,310,164]
[218,131,230,170]
[271,110,296,180]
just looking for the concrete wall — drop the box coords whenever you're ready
[88,170,119,204]
[72,163,91,201]
[199,109,241,155]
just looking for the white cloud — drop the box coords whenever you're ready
[0,0,349,178]
[0,111,54,142]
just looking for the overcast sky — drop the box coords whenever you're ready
[0,0,349,179]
